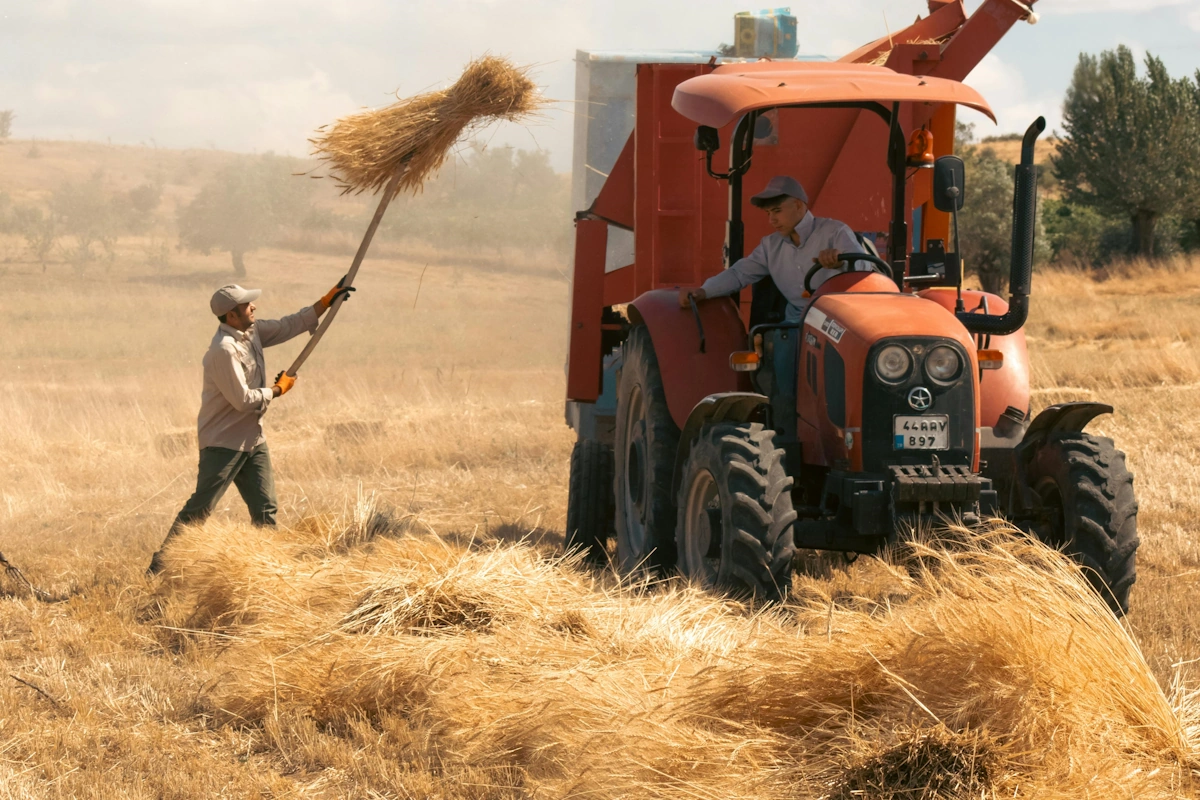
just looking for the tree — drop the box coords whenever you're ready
[1054,47,1200,256]
[51,171,121,268]
[124,182,163,234]
[13,205,58,271]
[382,143,571,258]
[956,146,1050,294]
[178,155,312,276]
[954,120,976,150]
[0,110,13,141]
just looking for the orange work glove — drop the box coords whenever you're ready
[319,274,356,310]
[273,371,296,396]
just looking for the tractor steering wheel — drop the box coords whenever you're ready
[804,253,895,294]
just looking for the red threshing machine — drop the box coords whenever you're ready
[563,0,1139,614]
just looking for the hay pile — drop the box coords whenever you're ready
[867,37,950,67]
[311,55,544,197]
[151,518,1200,798]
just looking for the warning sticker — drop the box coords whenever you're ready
[804,307,846,344]
[820,316,846,343]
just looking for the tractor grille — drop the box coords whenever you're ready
[860,337,975,474]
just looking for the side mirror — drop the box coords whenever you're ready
[694,125,720,153]
[932,155,965,212]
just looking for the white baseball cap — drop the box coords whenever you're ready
[210,284,262,316]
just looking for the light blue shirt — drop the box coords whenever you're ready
[700,211,867,317]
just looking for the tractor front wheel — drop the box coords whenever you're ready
[614,325,680,575]
[1028,432,1139,615]
[675,422,797,600]
[565,439,614,565]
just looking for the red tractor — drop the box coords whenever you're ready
[564,0,1138,613]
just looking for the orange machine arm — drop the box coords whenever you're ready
[841,0,1039,87]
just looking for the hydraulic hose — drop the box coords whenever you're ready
[957,116,1045,337]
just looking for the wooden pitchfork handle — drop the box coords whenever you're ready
[285,169,406,378]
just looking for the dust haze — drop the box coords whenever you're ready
[1,2,1199,797]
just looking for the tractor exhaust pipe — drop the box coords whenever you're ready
[957,116,1046,336]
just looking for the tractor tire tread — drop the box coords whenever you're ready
[615,325,680,574]
[566,440,615,565]
[676,421,796,600]
[1032,432,1139,615]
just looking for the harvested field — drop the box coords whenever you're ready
[0,223,1199,796]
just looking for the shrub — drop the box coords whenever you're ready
[178,154,316,277]
[956,147,1050,293]
[51,171,122,269]
[13,204,57,270]
[378,143,571,258]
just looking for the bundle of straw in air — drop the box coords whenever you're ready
[311,54,544,198]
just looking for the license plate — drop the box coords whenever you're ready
[893,415,950,450]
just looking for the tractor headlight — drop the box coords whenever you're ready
[925,345,962,384]
[875,345,912,384]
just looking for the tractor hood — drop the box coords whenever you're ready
[803,292,981,475]
[807,292,976,355]
[671,62,995,128]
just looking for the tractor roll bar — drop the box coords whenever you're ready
[725,101,902,265]
[727,112,755,265]
[957,116,1046,336]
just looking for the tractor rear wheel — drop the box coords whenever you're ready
[1028,432,1139,615]
[675,422,797,600]
[565,439,614,565]
[614,325,680,575]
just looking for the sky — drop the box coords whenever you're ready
[2,0,1199,172]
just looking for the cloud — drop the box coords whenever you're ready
[2,0,919,166]
[958,54,1063,139]
[1047,0,1195,11]
[0,0,1164,172]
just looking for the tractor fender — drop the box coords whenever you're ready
[671,392,770,494]
[627,289,751,429]
[1020,402,1114,450]
[1010,402,1114,513]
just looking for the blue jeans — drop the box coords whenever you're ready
[784,301,808,323]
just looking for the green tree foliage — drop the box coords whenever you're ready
[0,110,13,141]
[1041,199,1125,266]
[954,120,976,150]
[178,155,314,277]
[1054,46,1200,256]
[957,146,1050,294]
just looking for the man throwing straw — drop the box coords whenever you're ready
[147,277,354,575]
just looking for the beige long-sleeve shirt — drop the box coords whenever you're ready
[196,306,319,451]
[701,211,866,306]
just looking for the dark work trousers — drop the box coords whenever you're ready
[148,443,277,572]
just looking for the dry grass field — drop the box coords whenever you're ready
[1,203,1199,793]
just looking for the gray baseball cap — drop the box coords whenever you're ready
[210,284,262,316]
[750,175,809,207]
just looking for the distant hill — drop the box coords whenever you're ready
[0,138,572,267]
[964,136,1061,166]
[0,139,359,218]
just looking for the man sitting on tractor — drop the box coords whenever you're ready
[678,175,871,321]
